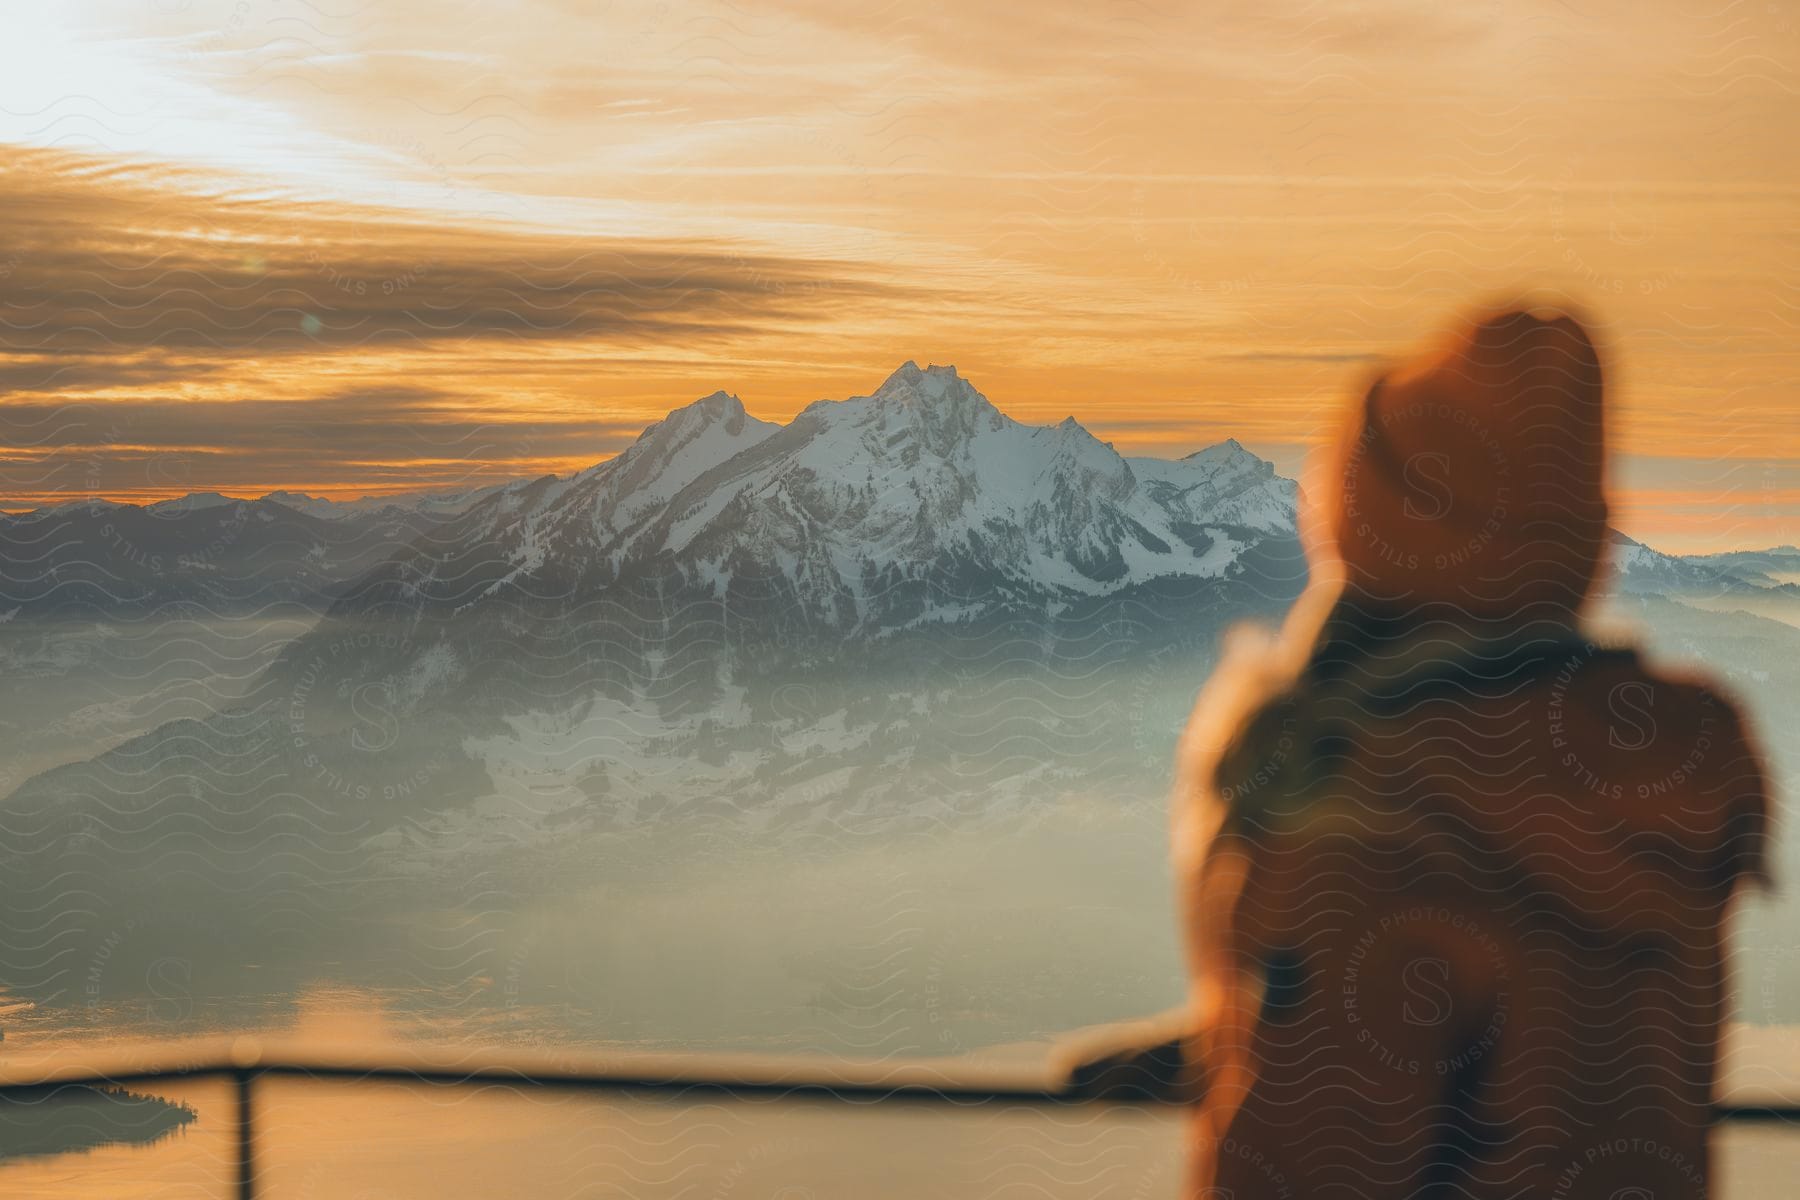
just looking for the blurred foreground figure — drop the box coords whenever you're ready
[1175,305,1769,1198]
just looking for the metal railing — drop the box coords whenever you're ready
[3,1043,1797,1200]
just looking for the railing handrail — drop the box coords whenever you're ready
[5,1055,1799,1115]
[0,1033,1062,1096]
[4,1050,1795,1200]
[0,1057,1071,1105]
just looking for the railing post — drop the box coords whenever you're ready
[233,1068,258,1200]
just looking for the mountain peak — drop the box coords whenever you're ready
[875,361,975,401]
[1183,437,1250,462]
[583,387,779,531]
[689,389,746,420]
[147,491,240,513]
[630,389,753,447]
[851,362,1002,453]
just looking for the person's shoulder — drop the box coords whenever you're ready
[1557,639,1748,730]
[1540,636,1766,806]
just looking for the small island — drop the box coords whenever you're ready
[0,1084,196,1165]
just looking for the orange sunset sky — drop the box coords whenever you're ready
[0,0,1794,552]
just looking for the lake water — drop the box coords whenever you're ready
[5,988,1800,1198]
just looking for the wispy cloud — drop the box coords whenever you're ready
[0,148,891,362]
[1212,351,1383,365]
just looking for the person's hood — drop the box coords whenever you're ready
[1302,303,1609,624]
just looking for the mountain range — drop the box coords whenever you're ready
[1,362,1795,1019]
[9,361,1789,624]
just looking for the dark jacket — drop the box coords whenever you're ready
[1174,305,1770,1198]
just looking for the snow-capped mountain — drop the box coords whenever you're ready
[637,362,1292,602]
[337,362,1300,630]
[1129,437,1294,534]
[1607,529,1800,622]
[430,387,785,594]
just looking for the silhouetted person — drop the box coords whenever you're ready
[1174,304,1769,1198]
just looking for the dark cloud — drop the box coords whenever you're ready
[0,391,647,504]
[0,354,229,395]
[0,147,890,361]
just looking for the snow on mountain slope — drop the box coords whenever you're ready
[1608,529,1755,596]
[330,362,1302,631]
[574,389,780,545]
[1129,437,1297,533]
[458,390,781,564]
[628,362,1290,605]
[300,361,1313,641]
[328,390,784,613]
